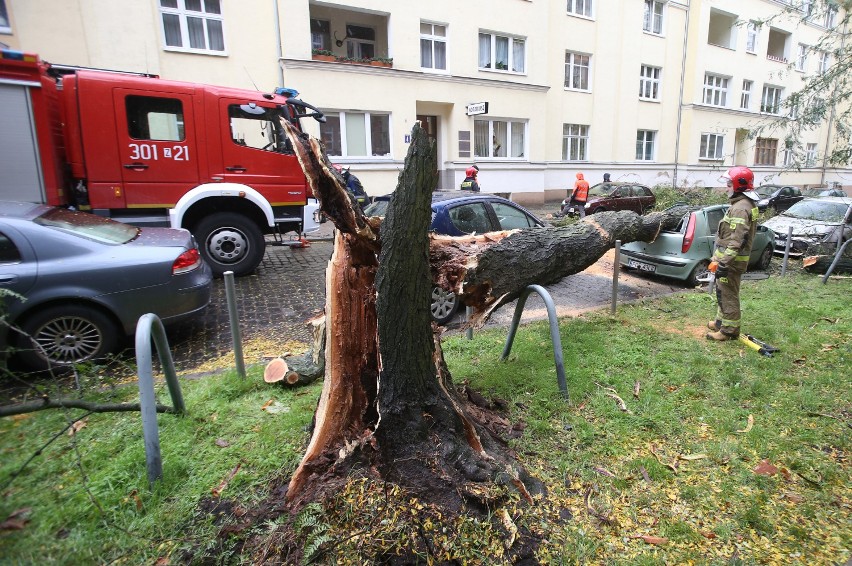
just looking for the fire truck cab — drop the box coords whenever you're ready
[0,50,325,276]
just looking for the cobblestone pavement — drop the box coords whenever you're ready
[160,205,686,373]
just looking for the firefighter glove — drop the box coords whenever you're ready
[708,261,719,273]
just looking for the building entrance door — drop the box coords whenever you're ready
[416,114,440,190]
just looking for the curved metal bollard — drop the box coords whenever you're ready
[822,238,852,284]
[500,285,568,399]
[136,313,186,486]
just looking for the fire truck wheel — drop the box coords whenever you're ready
[17,305,119,372]
[195,213,265,277]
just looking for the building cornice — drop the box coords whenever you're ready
[282,59,551,93]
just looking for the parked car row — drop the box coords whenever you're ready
[754,184,846,213]
[561,182,657,217]
[0,202,212,371]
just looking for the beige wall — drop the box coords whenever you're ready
[3,0,849,198]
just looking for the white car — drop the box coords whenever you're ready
[763,197,852,257]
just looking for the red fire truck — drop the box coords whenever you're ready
[0,49,326,276]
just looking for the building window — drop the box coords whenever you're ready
[782,147,794,167]
[761,85,782,114]
[796,43,808,71]
[703,74,729,107]
[567,0,592,18]
[474,119,526,159]
[319,111,391,157]
[345,25,376,59]
[310,19,331,51]
[741,80,752,110]
[818,51,830,74]
[643,0,664,35]
[825,6,838,28]
[801,0,814,19]
[478,32,525,73]
[0,0,10,34]
[806,143,817,166]
[159,0,225,54]
[639,65,661,100]
[746,22,758,53]
[563,124,589,161]
[636,130,656,161]
[420,22,447,70]
[564,51,590,90]
[700,133,724,160]
[754,137,778,166]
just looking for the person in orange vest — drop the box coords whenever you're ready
[571,172,590,218]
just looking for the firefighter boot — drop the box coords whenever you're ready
[707,320,721,331]
[705,329,738,341]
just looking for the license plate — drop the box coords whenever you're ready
[628,259,656,272]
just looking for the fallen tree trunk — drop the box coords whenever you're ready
[281,119,689,510]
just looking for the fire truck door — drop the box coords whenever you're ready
[218,99,305,206]
[113,89,199,207]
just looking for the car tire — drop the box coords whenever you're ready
[431,286,459,325]
[688,259,711,287]
[195,213,265,277]
[16,305,120,372]
[756,245,773,270]
[592,207,606,214]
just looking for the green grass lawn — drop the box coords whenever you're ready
[1,272,849,564]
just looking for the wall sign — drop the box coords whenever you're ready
[466,102,489,116]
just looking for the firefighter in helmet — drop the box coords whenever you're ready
[460,166,481,192]
[707,165,760,341]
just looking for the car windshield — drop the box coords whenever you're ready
[35,208,140,244]
[587,183,615,197]
[801,189,825,197]
[754,186,775,198]
[363,199,389,217]
[781,200,849,222]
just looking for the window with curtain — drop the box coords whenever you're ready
[159,0,225,54]
[741,80,753,110]
[746,22,758,53]
[311,19,331,51]
[805,143,817,166]
[319,111,391,157]
[643,0,664,34]
[639,65,661,100]
[564,51,590,90]
[699,133,724,160]
[420,22,447,70]
[636,130,656,161]
[0,0,10,33]
[760,85,782,114]
[473,119,526,159]
[567,0,592,17]
[703,74,729,107]
[478,31,526,73]
[562,124,589,161]
[796,43,808,71]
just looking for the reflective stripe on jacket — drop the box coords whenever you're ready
[713,194,758,267]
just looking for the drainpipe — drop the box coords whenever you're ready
[820,18,847,186]
[673,0,691,190]
[273,0,285,88]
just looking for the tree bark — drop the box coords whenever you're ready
[281,120,689,509]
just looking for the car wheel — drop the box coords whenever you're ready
[431,286,459,325]
[195,212,265,277]
[16,305,120,371]
[592,207,606,214]
[688,259,711,287]
[756,245,773,270]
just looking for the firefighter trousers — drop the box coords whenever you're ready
[714,260,748,336]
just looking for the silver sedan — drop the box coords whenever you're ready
[0,201,212,371]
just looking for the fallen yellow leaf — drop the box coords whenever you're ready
[736,414,754,434]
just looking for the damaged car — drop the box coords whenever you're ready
[762,197,852,257]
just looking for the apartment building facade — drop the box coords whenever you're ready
[2,0,847,203]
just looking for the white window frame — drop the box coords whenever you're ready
[567,0,593,18]
[474,118,527,160]
[159,0,226,55]
[805,143,817,166]
[796,43,808,72]
[564,51,591,91]
[345,24,376,60]
[0,0,10,34]
[761,85,782,114]
[703,74,729,107]
[746,22,758,53]
[636,130,656,161]
[478,31,526,74]
[643,0,664,35]
[420,22,448,71]
[310,19,331,51]
[801,0,814,19]
[699,133,724,160]
[563,124,589,161]
[639,65,661,100]
[740,80,752,110]
[824,6,837,28]
[818,51,830,74]
[320,111,392,158]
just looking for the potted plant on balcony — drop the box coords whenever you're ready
[370,57,393,68]
[311,49,335,62]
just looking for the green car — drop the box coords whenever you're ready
[619,204,776,286]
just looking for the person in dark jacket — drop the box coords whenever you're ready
[460,166,481,192]
[706,165,760,341]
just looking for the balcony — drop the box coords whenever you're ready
[766,28,790,63]
[309,4,391,68]
[707,8,737,49]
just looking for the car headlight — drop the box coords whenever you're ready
[758,199,769,207]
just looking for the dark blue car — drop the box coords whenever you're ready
[364,192,544,323]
